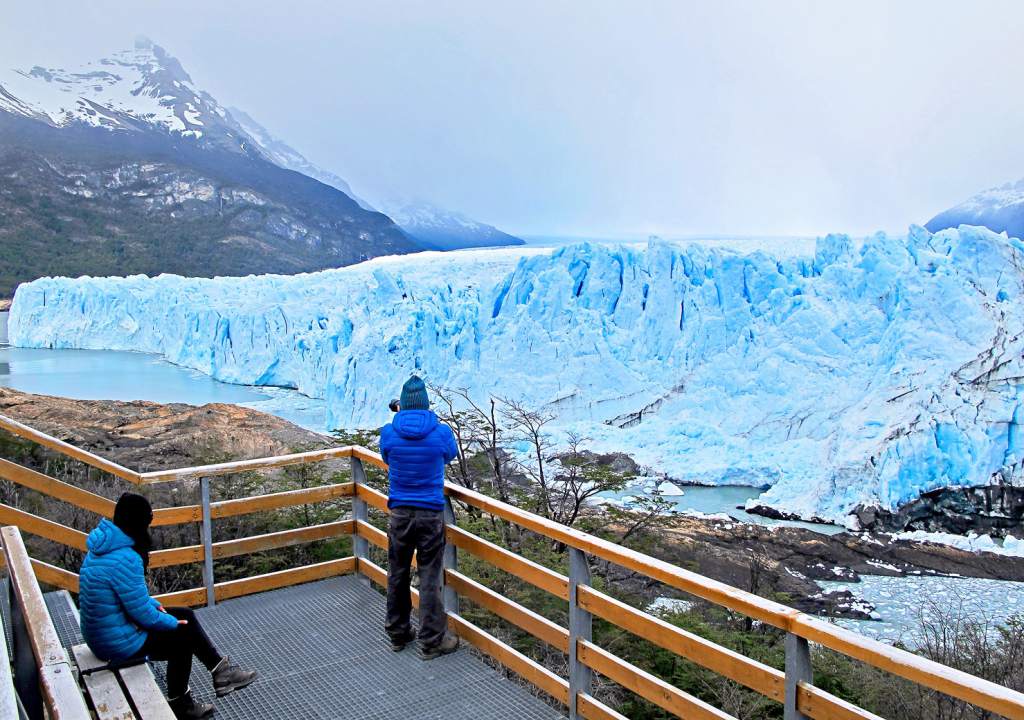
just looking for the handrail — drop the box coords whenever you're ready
[3,412,1024,719]
[0,414,141,483]
[1,526,91,718]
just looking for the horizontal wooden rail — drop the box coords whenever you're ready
[0,504,87,552]
[213,520,353,560]
[212,482,354,518]
[447,525,570,600]
[0,459,117,517]
[579,640,734,720]
[156,557,356,606]
[355,518,389,550]
[0,414,141,483]
[355,482,390,512]
[578,693,629,720]
[31,558,80,594]
[445,569,570,653]
[1,526,91,717]
[154,482,355,527]
[578,585,784,702]
[139,447,362,483]
[798,683,885,720]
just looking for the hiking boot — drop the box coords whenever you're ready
[389,630,416,652]
[212,657,257,697]
[169,690,214,719]
[421,633,460,660]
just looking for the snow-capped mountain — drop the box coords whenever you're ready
[13,225,1024,524]
[381,200,525,250]
[224,111,525,250]
[226,106,376,210]
[0,38,256,157]
[926,178,1024,240]
[0,38,416,296]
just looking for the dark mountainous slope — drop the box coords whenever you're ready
[0,39,419,296]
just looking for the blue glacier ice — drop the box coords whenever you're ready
[10,225,1024,523]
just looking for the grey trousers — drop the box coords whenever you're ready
[385,506,447,648]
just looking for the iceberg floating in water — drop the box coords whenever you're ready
[11,225,1024,523]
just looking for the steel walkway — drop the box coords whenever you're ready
[43,576,565,720]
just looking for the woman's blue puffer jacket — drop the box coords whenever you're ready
[79,518,178,661]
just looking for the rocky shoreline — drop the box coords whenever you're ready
[2,387,1023,620]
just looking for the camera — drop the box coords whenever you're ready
[388,398,400,412]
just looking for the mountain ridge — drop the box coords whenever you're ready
[0,38,421,296]
[925,177,1024,240]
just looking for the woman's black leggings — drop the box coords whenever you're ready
[137,607,222,698]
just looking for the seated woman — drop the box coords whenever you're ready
[79,493,257,719]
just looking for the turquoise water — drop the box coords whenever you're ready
[0,312,329,431]
[599,483,847,535]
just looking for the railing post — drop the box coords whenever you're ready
[351,457,369,580]
[200,476,215,608]
[784,632,812,720]
[443,496,458,614]
[568,547,592,719]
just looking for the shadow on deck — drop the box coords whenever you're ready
[43,577,565,720]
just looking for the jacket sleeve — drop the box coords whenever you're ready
[379,425,392,464]
[441,426,459,464]
[114,553,178,632]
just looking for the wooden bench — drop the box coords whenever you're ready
[72,644,174,720]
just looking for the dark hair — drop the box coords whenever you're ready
[113,493,154,569]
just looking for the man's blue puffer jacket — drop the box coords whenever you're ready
[380,410,458,511]
[79,519,178,661]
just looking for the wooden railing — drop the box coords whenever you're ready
[2,525,91,719]
[2,412,1024,720]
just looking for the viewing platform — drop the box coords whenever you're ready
[2,411,1024,720]
[34,577,564,720]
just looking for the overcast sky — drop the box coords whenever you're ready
[3,1,1023,238]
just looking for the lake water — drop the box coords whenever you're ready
[599,482,847,535]
[0,312,330,432]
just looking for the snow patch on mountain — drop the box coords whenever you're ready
[0,38,216,138]
[11,225,1024,522]
[382,200,525,250]
[926,178,1024,241]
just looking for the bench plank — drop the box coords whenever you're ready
[119,664,176,720]
[72,644,135,720]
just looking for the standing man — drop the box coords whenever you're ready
[379,375,461,659]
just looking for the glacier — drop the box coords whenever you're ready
[10,225,1024,523]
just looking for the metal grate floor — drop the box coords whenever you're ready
[44,576,565,720]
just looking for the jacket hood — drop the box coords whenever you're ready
[86,518,136,556]
[392,409,439,440]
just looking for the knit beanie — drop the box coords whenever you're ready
[399,375,430,411]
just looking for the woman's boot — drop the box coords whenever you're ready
[168,689,214,719]
[212,656,258,697]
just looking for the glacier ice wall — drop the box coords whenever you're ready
[11,226,1024,522]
